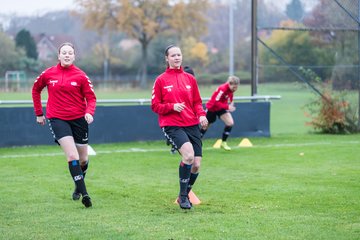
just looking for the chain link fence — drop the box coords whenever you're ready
[256,0,360,132]
[258,0,359,87]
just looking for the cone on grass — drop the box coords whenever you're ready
[213,139,222,149]
[238,138,253,147]
[174,190,201,205]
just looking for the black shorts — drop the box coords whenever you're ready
[49,117,89,145]
[206,109,227,124]
[162,125,202,157]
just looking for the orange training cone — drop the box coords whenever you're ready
[174,190,201,205]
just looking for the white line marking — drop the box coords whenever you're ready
[1,141,359,159]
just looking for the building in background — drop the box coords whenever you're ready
[35,33,76,62]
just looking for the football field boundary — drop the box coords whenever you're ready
[1,140,359,159]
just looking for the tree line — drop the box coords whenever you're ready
[0,0,358,91]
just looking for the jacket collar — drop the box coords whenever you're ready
[165,66,183,74]
[57,63,74,70]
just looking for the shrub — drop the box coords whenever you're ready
[304,83,358,134]
[300,67,358,134]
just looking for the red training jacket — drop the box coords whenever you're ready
[32,63,96,120]
[151,67,206,127]
[206,83,233,112]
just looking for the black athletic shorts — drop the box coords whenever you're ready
[206,109,227,124]
[49,117,89,145]
[162,125,202,157]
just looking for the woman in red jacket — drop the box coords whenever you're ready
[151,45,208,209]
[200,76,240,150]
[32,42,96,208]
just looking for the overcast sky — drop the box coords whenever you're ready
[0,0,316,16]
[0,0,75,16]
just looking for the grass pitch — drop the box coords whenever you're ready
[1,83,359,239]
[0,134,359,239]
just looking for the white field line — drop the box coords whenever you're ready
[1,141,359,159]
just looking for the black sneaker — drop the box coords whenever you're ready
[72,191,81,201]
[82,195,92,208]
[179,195,191,209]
[72,185,81,200]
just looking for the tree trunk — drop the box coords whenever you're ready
[102,31,111,85]
[140,42,148,89]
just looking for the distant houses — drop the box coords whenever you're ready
[34,33,76,62]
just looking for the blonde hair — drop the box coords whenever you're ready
[227,76,240,85]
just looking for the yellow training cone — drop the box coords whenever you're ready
[213,139,222,149]
[238,138,253,147]
[174,190,201,205]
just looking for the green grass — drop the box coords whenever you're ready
[1,83,360,239]
[258,83,313,134]
[0,135,359,239]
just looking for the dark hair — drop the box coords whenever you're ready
[164,44,176,56]
[184,66,195,76]
[58,42,75,54]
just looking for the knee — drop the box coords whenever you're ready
[182,154,194,165]
[67,152,79,161]
[79,154,88,164]
[79,159,88,167]
[192,157,201,172]
[77,146,89,162]
[192,164,200,173]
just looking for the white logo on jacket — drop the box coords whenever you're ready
[215,90,224,101]
[49,80,58,86]
[186,85,191,89]
[71,82,77,86]
[164,85,173,92]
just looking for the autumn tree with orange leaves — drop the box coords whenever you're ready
[75,0,209,88]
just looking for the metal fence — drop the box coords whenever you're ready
[255,0,360,129]
[0,101,275,147]
[0,95,281,106]
[256,0,359,87]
